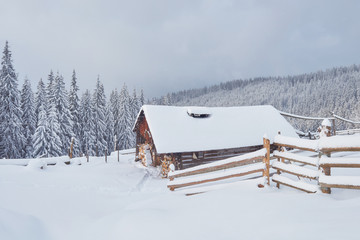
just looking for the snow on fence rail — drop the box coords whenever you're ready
[273,133,360,194]
[167,138,270,195]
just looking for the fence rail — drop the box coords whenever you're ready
[273,134,360,194]
[167,141,270,194]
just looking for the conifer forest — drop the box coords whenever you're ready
[0,41,144,159]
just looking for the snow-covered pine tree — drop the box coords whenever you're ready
[104,100,115,154]
[47,101,63,157]
[68,70,81,157]
[129,89,139,147]
[33,78,50,157]
[44,71,62,157]
[91,77,107,156]
[0,41,25,158]
[80,90,95,156]
[21,77,36,158]
[46,71,55,105]
[110,89,120,149]
[53,73,74,155]
[139,89,145,107]
[33,102,49,158]
[34,79,46,125]
[118,84,132,150]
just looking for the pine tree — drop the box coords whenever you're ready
[53,73,74,155]
[91,77,107,156]
[129,89,139,147]
[0,41,25,158]
[34,79,46,125]
[110,89,120,149]
[33,103,49,158]
[21,77,36,158]
[33,78,49,157]
[118,84,132,150]
[139,89,145,107]
[47,102,63,157]
[45,71,62,157]
[80,90,95,156]
[68,70,81,157]
[104,100,115,154]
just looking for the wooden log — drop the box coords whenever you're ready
[168,169,263,190]
[319,183,360,190]
[69,138,74,159]
[273,152,317,167]
[272,178,317,193]
[321,147,360,153]
[273,143,317,152]
[272,164,318,180]
[320,163,360,168]
[263,137,270,185]
[169,155,264,180]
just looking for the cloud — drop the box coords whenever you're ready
[1,0,360,97]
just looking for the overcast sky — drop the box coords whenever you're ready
[1,0,360,98]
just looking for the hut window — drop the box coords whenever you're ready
[193,152,204,159]
[187,108,211,118]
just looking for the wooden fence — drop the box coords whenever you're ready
[273,134,360,194]
[167,138,270,195]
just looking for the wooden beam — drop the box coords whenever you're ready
[320,163,360,168]
[168,169,263,190]
[319,183,360,190]
[272,179,317,193]
[273,153,317,167]
[274,143,317,152]
[169,156,264,180]
[271,165,318,180]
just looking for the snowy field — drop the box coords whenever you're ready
[1,151,360,240]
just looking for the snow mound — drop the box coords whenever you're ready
[55,158,66,166]
[26,159,47,170]
[71,158,82,165]
[0,207,49,240]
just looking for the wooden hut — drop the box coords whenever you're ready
[133,105,298,170]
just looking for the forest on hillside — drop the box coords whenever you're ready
[0,41,144,159]
[156,65,360,132]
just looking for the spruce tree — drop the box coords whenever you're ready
[91,77,107,156]
[139,89,145,107]
[110,89,120,149]
[21,78,36,158]
[47,102,63,157]
[80,90,95,156]
[129,89,139,147]
[34,79,46,125]
[33,78,49,157]
[0,41,25,158]
[68,70,81,157]
[33,103,49,158]
[45,71,62,157]
[53,73,74,155]
[104,100,115,154]
[118,84,132,150]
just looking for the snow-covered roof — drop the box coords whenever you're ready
[135,105,299,154]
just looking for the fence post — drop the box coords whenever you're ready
[263,136,270,185]
[105,149,107,163]
[319,119,332,194]
[69,137,74,159]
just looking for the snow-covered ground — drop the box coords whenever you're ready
[1,151,360,240]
